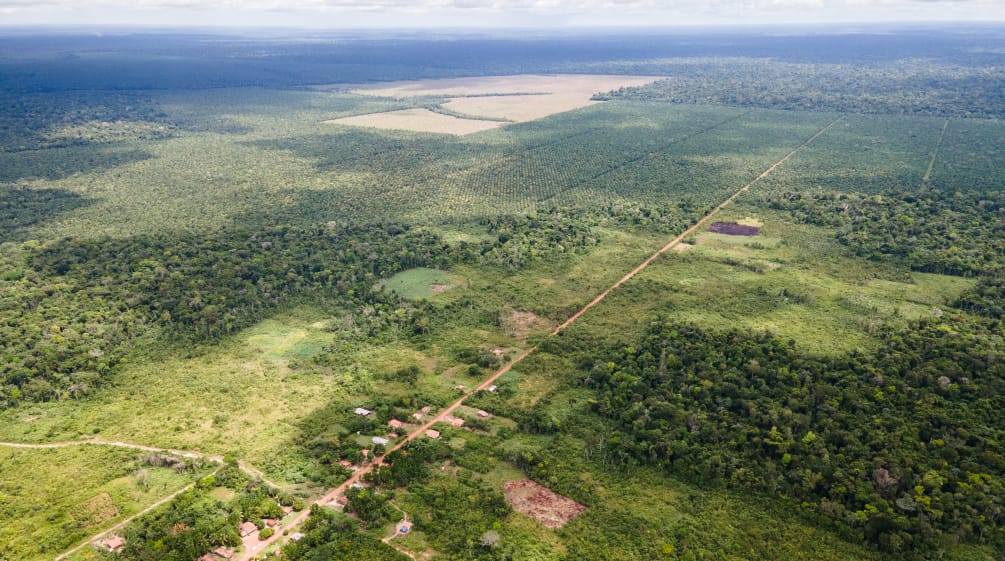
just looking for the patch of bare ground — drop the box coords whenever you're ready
[503,480,586,529]
[673,242,693,252]
[502,309,552,340]
[707,221,761,236]
[324,108,502,135]
[321,74,661,135]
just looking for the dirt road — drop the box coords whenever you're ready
[236,117,841,560]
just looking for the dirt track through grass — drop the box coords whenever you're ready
[52,465,224,561]
[0,439,284,560]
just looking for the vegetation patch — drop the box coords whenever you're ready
[0,445,202,561]
[379,267,465,300]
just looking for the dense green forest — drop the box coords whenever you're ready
[596,59,1005,118]
[760,188,1004,277]
[554,317,1004,557]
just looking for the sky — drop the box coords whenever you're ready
[0,0,1003,28]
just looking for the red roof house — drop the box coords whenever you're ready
[239,521,258,537]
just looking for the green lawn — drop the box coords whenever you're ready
[378,268,466,300]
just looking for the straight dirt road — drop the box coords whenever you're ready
[238,116,842,560]
[6,116,841,561]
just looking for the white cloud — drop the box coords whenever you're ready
[0,0,1001,26]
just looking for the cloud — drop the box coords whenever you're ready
[0,0,1001,26]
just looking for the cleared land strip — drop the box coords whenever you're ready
[0,438,222,462]
[240,115,842,561]
[923,118,950,183]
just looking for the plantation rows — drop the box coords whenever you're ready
[5,90,1005,245]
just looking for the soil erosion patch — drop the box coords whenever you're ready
[503,479,586,529]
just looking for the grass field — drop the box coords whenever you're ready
[546,202,975,355]
[0,310,344,469]
[378,267,466,300]
[0,445,202,561]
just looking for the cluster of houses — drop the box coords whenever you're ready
[198,546,235,561]
[352,402,497,446]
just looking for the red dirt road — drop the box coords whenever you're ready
[238,116,842,560]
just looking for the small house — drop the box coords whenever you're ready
[420,406,432,414]
[372,436,389,446]
[387,433,399,439]
[213,547,235,560]
[290,532,306,541]
[454,385,466,391]
[338,459,353,468]
[399,523,411,534]
[239,521,258,537]
[487,385,498,393]
[360,449,369,458]
[425,429,440,439]
[335,495,349,506]
[264,518,278,528]
[388,419,405,429]
[281,506,294,515]
[477,410,492,418]
[99,536,125,553]
[354,407,372,416]
[412,413,424,421]
[444,415,464,428]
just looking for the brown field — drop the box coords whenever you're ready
[502,309,553,340]
[321,74,660,135]
[324,108,503,135]
[503,480,586,529]
[707,222,761,236]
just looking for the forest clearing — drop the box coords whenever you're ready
[322,74,660,134]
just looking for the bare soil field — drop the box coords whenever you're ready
[325,108,502,135]
[322,74,660,135]
[503,480,586,529]
[503,309,553,340]
[707,222,761,236]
